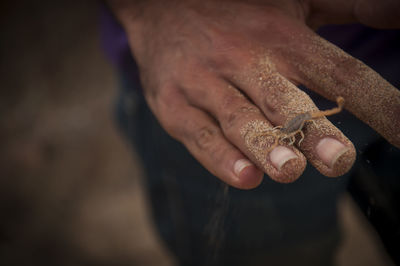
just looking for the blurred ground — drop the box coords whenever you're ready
[0,1,394,266]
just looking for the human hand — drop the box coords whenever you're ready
[108,0,400,189]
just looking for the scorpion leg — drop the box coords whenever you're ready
[305,119,319,129]
[288,135,296,146]
[280,135,289,145]
[263,126,281,135]
[298,130,305,146]
[266,134,280,152]
[270,126,282,134]
[311,120,318,129]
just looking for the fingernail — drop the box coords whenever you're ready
[316,137,349,168]
[234,159,253,177]
[269,146,298,171]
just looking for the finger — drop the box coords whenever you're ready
[283,32,400,148]
[150,89,264,189]
[230,69,356,177]
[182,78,307,183]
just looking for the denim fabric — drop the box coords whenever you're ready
[115,64,344,266]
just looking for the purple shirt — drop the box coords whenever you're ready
[100,4,131,72]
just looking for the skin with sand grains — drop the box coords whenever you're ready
[241,96,348,183]
[107,0,400,189]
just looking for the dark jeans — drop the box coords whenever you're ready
[116,71,349,266]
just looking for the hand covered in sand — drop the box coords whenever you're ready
[108,0,400,189]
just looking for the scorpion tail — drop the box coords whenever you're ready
[311,96,345,119]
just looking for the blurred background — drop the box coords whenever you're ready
[0,1,395,265]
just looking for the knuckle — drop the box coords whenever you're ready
[220,91,246,109]
[326,57,363,88]
[336,56,362,75]
[193,126,218,150]
[223,104,259,130]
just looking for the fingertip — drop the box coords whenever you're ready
[316,138,348,168]
[237,164,264,189]
[269,146,298,171]
[329,146,356,177]
[232,159,264,189]
[267,146,306,183]
[270,155,306,183]
[316,137,356,177]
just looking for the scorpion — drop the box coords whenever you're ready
[265,96,345,151]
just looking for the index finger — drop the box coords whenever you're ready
[286,33,400,148]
